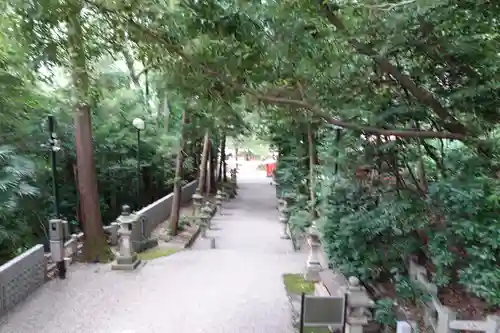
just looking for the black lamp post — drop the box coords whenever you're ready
[43,115,66,279]
[132,117,145,210]
[47,115,61,217]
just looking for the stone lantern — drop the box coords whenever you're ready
[112,205,141,271]
[221,188,230,202]
[201,203,213,229]
[345,276,375,333]
[215,190,223,214]
[192,191,203,217]
[199,206,211,238]
[304,221,322,281]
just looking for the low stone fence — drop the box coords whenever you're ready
[131,180,197,251]
[0,245,45,316]
[408,259,500,333]
[1,180,199,316]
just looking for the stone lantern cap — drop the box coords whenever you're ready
[201,204,212,214]
[199,208,211,219]
[192,192,203,200]
[347,276,375,307]
[117,205,138,225]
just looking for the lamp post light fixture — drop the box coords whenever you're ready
[132,117,145,210]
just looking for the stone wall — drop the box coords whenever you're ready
[0,245,45,317]
[132,180,197,245]
[409,259,500,333]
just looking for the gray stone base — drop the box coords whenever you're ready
[304,262,322,282]
[111,256,142,271]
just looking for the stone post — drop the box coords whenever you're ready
[304,221,322,282]
[215,190,223,215]
[62,220,69,240]
[279,213,290,239]
[69,233,78,258]
[278,198,286,212]
[230,168,237,182]
[112,205,141,271]
[230,168,237,196]
[485,315,500,333]
[345,276,375,333]
[192,191,203,217]
[199,207,211,238]
[436,306,456,333]
[202,202,213,229]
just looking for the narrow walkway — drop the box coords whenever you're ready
[0,164,306,333]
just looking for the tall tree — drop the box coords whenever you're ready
[197,131,210,195]
[218,133,226,182]
[67,1,109,262]
[169,108,186,236]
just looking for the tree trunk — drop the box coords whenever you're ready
[218,134,226,182]
[235,146,239,168]
[197,131,210,194]
[307,124,317,221]
[209,142,217,194]
[164,98,171,131]
[169,109,186,236]
[122,48,140,88]
[206,140,212,195]
[223,148,227,182]
[67,1,110,262]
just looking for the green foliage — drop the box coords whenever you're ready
[426,173,500,304]
[374,298,397,327]
[320,178,425,280]
[0,0,499,314]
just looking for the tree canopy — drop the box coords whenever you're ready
[0,0,499,324]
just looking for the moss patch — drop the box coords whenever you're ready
[283,273,315,295]
[137,247,181,261]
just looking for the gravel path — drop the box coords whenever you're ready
[0,164,306,333]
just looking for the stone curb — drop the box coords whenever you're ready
[184,226,201,248]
